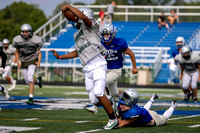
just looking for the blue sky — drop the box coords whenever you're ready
[0,0,95,17]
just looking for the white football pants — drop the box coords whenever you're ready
[21,65,36,84]
[182,70,199,90]
[106,69,122,97]
[85,64,107,104]
[2,66,12,78]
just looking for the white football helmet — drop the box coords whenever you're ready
[20,24,33,39]
[73,7,94,29]
[2,38,10,49]
[78,7,94,24]
[176,36,185,48]
[100,24,117,42]
[119,89,139,107]
[181,45,191,59]
[78,7,94,19]
[2,38,10,44]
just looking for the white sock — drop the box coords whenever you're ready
[29,94,33,98]
[143,101,153,110]
[163,106,175,119]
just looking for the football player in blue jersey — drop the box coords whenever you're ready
[172,36,186,58]
[117,89,177,127]
[86,24,138,114]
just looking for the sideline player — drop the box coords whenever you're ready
[117,89,176,127]
[86,24,138,114]
[50,5,118,130]
[2,38,16,91]
[0,41,10,99]
[175,45,200,102]
[13,24,43,105]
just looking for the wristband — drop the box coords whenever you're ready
[59,55,61,60]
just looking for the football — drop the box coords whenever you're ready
[63,9,78,22]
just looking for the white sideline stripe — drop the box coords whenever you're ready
[0,126,41,132]
[74,121,91,123]
[169,114,200,120]
[21,118,39,121]
[188,124,200,128]
[76,129,103,133]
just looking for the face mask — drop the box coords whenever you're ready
[183,55,190,60]
[176,45,182,49]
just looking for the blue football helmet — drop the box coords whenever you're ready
[100,24,116,42]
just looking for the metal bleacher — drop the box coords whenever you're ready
[40,21,200,83]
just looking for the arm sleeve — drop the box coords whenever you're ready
[0,51,7,68]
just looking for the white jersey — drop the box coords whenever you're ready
[74,19,106,67]
[175,53,200,74]
[3,45,16,65]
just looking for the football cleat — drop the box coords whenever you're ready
[150,93,159,102]
[183,95,189,101]
[103,118,119,130]
[37,76,42,88]
[26,97,33,105]
[1,85,10,99]
[86,105,98,115]
[171,100,177,108]
[193,98,198,103]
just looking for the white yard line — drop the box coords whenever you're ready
[74,121,91,123]
[21,118,39,121]
[76,129,104,133]
[0,126,41,132]
[188,124,200,128]
[169,114,200,121]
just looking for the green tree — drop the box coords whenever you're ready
[0,2,47,41]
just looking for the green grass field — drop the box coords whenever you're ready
[0,84,200,133]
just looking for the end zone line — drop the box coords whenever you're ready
[169,114,200,121]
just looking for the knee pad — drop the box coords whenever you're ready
[107,81,118,97]
[191,82,197,89]
[94,79,106,97]
[2,74,6,79]
[182,84,189,90]
[27,73,34,83]
[24,78,29,85]
[182,82,190,90]
[88,89,99,104]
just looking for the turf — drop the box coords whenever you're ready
[0,84,200,133]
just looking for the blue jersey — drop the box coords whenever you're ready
[101,38,128,69]
[172,49,179,58]
[118,104,152,126]
[172,46,193,58]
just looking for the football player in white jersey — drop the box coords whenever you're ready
[2,38,16,91]
[175,45,200,102]
[13,24,43,105]
[86,24,138,115]
[50,5,118,130]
